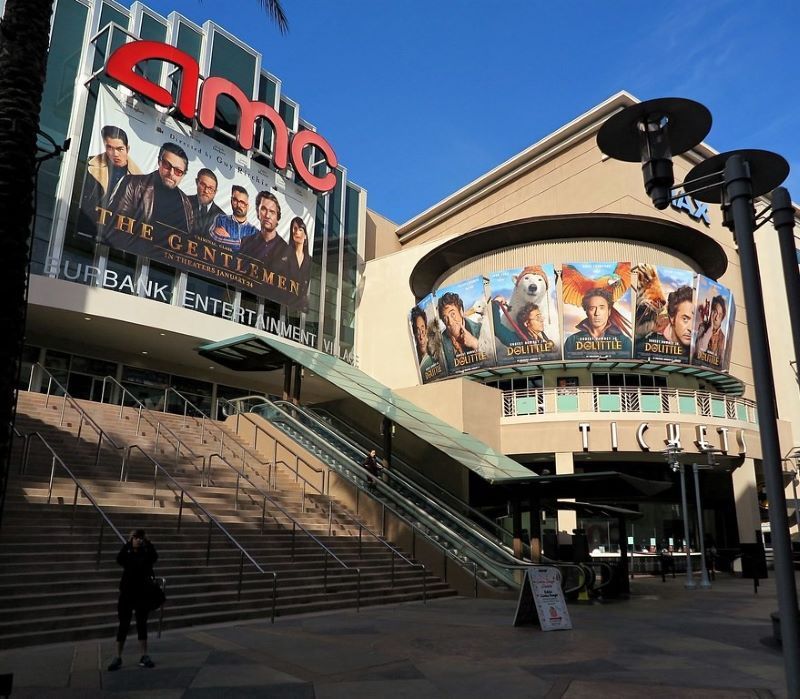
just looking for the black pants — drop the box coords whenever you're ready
[116,595,149,642]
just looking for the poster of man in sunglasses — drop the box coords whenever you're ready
[86,86,317,309]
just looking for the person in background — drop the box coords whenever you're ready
[362,449,381,490]
[107,528,159,671]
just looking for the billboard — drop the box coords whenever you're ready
[692,276,734,371]
[409,294,447,384]
[78,86,316,309]
[489,265,561,365]
[561,262,633,360]
[633,265,695,363]
[434,276,496,375]
[409,261,738,384]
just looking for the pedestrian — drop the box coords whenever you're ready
[107,529,159,671]
[362,449,380,490]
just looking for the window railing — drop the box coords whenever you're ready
[502,386,757,423]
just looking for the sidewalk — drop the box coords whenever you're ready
[0,573,788,698]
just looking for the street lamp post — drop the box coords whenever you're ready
[664,443,695,589]
[691,463,711,589]
[598,99,800,697]
[770,188,800,375]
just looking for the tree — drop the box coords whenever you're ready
[0,0,287,524]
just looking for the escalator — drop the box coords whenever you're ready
[246,398,590,594]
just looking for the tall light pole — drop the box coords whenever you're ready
[663,442,695,589]
[692,447,723,590]
[598,99,799,697]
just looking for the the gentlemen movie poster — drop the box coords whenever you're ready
[561,262,634,360]
[78,85,316,309]
[434,276,496,376]
[409,294,447,384]
[488,265,561,365]
[633,265,695,364]
[692,276,734,371]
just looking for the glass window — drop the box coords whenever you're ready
[339,184,359,355]
[240,291,260,327]
[322,169,344,341]
[185,273,236,319]
[138,13,168,85]
[279,98,296,131]
[208,31,257,136]
[31,0,90,274]
[104,249,138,296]
[146,261,177,304]
[70,355,116,377]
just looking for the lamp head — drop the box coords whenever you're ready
[685,149,790,203]
[597,98,712,210]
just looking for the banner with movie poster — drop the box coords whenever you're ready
[561,262,634,360]
[434,276,496,376]
[488,265,561,365]
[692,276,733,371]
[633,265,695,364]
[409,294,447,384]
[77,85,316,309]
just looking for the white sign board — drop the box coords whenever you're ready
[513,566,573,631]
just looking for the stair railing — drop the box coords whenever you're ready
[100,377,206,479]
[124,444,278,621]
[209,452,422,603]
[298,403,517,550]
[207,452,364,607]
[22,431,126,564]
[159,388,273,488]
[218,398,325,494]
[26,363,125,473]
[250,400,596,596]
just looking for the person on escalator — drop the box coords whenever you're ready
[362,449,380,491]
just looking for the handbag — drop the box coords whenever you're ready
[146,577,166,611]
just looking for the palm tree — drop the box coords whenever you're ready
[0,0,287,524]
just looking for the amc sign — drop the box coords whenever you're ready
[106,40,337,192]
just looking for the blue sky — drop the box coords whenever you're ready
[144,0,798,224]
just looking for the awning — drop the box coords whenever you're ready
[527,471,672,500]
[556,500,644,520]
[198,333,537,484]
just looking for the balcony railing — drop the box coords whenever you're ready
[502,387,758,424]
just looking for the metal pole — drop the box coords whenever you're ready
[726,155,800,696]
[771,187,800,374]
[678,464,696,589]
[692,464,711,589]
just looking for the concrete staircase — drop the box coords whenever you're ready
[0,390,454,649]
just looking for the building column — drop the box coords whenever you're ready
[555,451,576,545]
[732,458,760,544]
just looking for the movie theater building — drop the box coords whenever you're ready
[18,0,800,560]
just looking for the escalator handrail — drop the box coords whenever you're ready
[306,405,514,546]
[248,401,539,589]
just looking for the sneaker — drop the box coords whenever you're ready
[138,655,155,669]
[107,657,122,672]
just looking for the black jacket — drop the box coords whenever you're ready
[117,541,158,600]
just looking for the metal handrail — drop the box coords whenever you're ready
[283,402,516,550]
[124,444,279,621]
[247,402,586,594]
[254,401,529,575]
[219,399,325,494]
[22,431,126,563]
[26,364,125,473]
[100,376,206,478]
[228,401,599,597]
[160,388,273,487]
[207,452,365,607]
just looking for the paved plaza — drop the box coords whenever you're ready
[0,573,790,697]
